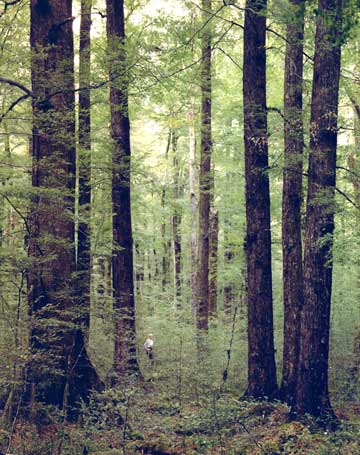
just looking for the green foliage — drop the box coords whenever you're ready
[0,0,359,453]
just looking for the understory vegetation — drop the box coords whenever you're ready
[0,0,360,453]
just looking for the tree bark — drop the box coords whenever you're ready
[27,0,100,415]
[280,0,305,405]
[106,0,139,378]
[161,130,172,292]
[196,0,212,332]
[77,0,92,335]
[295,0,342,419]
[161,187,170,292]
[171,129,182,307]
[209,207,218,318]
[188,101,197,314]
[243,0,277,398]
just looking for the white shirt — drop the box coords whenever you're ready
[144,338,153,349]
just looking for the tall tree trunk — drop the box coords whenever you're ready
[209,207,218,318]
[280,0,305,405]
[161,187,170,292]
[243,0,277,398]
[28,0,100,414]
[295,0,342,419]
[196,0,212,332]
[77,0,92,335]
[161,130,172,292]
[171,129,182,307]
[106,0,139,378]
[188,101,197,314]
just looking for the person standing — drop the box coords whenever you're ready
[144,334,154,360]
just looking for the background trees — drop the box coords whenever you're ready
[0,0,359,447]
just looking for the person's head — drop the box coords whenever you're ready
[148,333,153,339]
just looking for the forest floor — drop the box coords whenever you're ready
[3,372,360,455]
[97,383,360,455]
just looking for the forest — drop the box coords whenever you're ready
[0,0,359,453]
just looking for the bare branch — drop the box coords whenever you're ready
[216,47,242,70]
[0,0,22,18]
[0,77,32,96]
[0,191,31,235]
[336,165,360,180]
[335,186,360,209]
[0,94,30,124]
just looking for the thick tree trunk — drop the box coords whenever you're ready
[188,102,197,314]
[295,0,342,419]
[28,0,100,414]
[171,130,182,307]
[209,207,218,318]
[196,0,212,332]
[77,0,92,334]
[106,0,139,378]
[280,0,305,405]
[243,0,277,398]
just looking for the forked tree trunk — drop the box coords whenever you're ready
[196,0,212,332]
[295,0,342,419]
[243,0,277,398]
[27,0,100,415]
[77,0,92,334]
[280,0,305,405]
[106,0,139,378]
